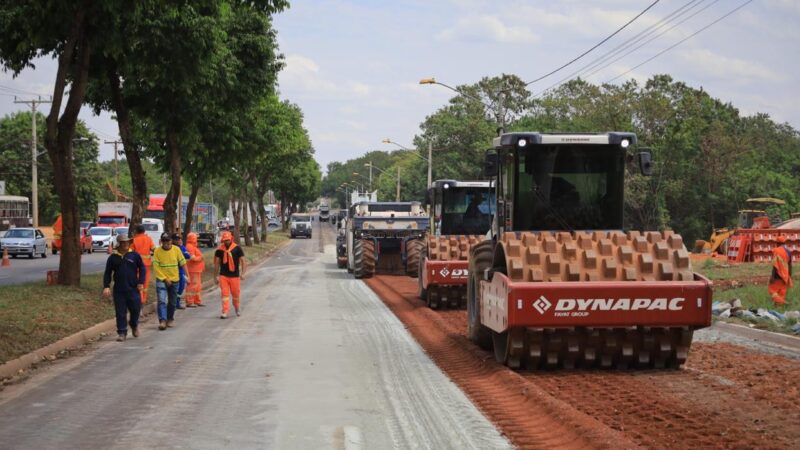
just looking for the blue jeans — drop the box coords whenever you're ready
[113,290,142,335]
[156,280,178,321]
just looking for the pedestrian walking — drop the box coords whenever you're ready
[214,231,246,319]
[152,232,187,330]
[103,234,146,341]
[172,233,191,309]
[769,235,794,307]
[184,232,206,307]
[131,225,155,304]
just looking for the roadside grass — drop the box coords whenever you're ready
[0,231,288,365]
[0,273,112,365]
[695,258,771,280]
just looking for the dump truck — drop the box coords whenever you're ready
[415,180,495,309]
[347,202,429,278]
[467,132,712,370]
[97,202,132,228]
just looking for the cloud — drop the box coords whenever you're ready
[678,49,785,84]
[279,54,371,98]
[436,16,539,44]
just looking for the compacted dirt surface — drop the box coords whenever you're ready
[366,275,800,450]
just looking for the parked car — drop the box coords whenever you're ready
[80,227,93,254]
[112,227,129,249]
[0,227,48,258]
[89,226,114,250]
[142,218,164,245]
[267,217,281,230]
[80,220,96,229]
[290,214,312,239]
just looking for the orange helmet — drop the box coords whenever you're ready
[777,235,787,243]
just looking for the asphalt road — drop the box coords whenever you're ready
[0,220,510,449]
[0,250,109,286]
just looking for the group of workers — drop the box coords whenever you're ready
[103,225,246,341]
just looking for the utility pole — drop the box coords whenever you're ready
[368,161,373,192]
[427,141,433,188]
[104,140,122,201]
[396,166,401,202]
[14,96,52,227]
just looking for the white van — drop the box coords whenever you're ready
[142,218,164,243]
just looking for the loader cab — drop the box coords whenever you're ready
[490,132,637,235]
[429,180,495,236]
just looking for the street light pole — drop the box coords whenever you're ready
[396,166,400,201]
[368,161,372,192]
[427,141,432,189]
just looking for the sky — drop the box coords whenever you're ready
[1,0,798,171]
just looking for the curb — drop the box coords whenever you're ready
[0,238,290,382]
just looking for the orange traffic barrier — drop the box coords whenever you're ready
[1,248,9,267]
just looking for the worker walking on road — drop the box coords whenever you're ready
[103,234,146,341]
[769,235,794,307]
[214,231,246,319]
[131,225,155,304]
[172,233,191,310]
[153,233,187,330]
[184,232,206,307]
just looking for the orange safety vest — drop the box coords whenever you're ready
[132,234,155,266]
[772,246,794,287]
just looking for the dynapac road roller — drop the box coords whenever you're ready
[413,180,495,309]
[467,132,712,369]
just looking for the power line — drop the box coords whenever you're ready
[524,0,660,85]
[582,0,721,80]
[605,0,753,83]
[533,0,713,97]
[0,83,47,97]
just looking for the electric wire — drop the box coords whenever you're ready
[605,0,753,83]
[533,0,714,97]
[524,0,660,86]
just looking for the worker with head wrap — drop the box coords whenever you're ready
[214,231,246,319]
[131,225,155,304]
[184,232,206,307]
[768,235,794,307]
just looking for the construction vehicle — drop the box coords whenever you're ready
[347,202,429,278]
[97,202,133,228]
[319,203,330,222]
[467,132,712,370]
[415,180,495,309]
[694,198,785,254]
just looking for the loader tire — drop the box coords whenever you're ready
[467,240,494,350]
[405,238,425,278]
[353,238,376,279]
[417,248,428,301]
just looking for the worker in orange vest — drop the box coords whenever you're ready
[184,232,206,307]
[131,224,155,304]
[214,231,246,319]
[768,235,793,307]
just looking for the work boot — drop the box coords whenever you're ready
[176,304,185,310]
[196,303,206,307]
[235,308,240,317]
[159,320,167,330]
[166,320,175,328]
[187,304,197,308]
[131,327,139,338]
[116,334,126,342]
[220,313,227,319]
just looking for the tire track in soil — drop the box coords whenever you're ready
[366,275,800,450]
[365,276,637,450]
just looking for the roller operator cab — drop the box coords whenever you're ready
[468,132,712,370]
[416,180,495,309]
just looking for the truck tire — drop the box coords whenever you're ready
[467,240,494,350]
[353,238,376,279]
[405,238,425,278]
[417,250,428,301]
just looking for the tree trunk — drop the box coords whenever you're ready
[242,187,252,247]
[248,197,260,245]
[183,180,200,238]
[256,183,268,242]
[107,66,146,235]
[230,191,241,244]
[46,9,90,286]
[163,130,181,234]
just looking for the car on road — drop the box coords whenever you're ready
[142,218,164,244]
[0,227,48,258]
[112,227,129,248]
[80,220,95,229]
[79,227,93,254]
[267,217,280,230]
[89,226,114,250]
[290,214,312,239]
